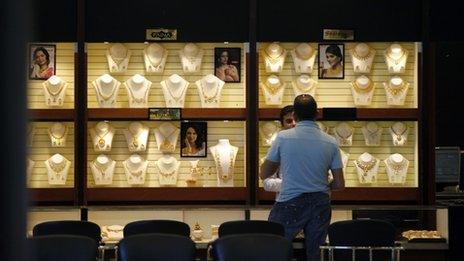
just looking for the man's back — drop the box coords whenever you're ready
[266,121,341,202]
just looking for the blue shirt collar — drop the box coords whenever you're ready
[296,120,318,128]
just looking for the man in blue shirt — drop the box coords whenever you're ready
[260,94,345,261]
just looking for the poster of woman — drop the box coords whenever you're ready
[29,44,56,80]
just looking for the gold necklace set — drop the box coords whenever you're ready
[48,158,67,180]
[387,157,407,175]
[352,48,375,61]
[390,125,408,142]
[146,49,164,68]
[128,125,146,150]
[200,80,220,103]
[356,158,377,176]
[124,161,145,177]
[94,127,110,150]
[157,160,178,177]
[166,80,187,104]
[295,79,314,93]
[352,80,374,94]
[335,126,353,146]
[92,161,110,177]
[263,47,285,64]
[263,81,284,95]
[44,81,65,103]
[96,80,118,103]
[48,125,67,146]
[215,149,235,181]
[385,81,406,96]
[385,49,407,65]
[158,127,177,152]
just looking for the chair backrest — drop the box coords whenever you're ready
[212,233,292,261]
[327,219,396,261]
[218,220,285,237]
[32,220,102,242]
[123,219,190,237]
[28,235,98,261]
[118,233,196,261]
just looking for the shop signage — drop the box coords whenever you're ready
[149,108,181,120]
[323,29,354,41]
[146,28,177,41]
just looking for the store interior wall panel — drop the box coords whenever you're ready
[27,209,80,234]
[88,210,184,227]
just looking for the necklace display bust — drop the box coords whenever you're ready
[27,124,35,147]
[195,74,225,108]
[383,76,409,106]
[106,43,131,74]
[90,154,115,185]
[384,43,408,74]
[292,74,317,98]
[92,74,121,108]
[123,154,148,185]
[354,152,380,184]
[350,43,376,74]
[317,122,329,134]
[385,153,409,184]
[389,122,409,146]
[44,153,71,185]
[143,43,168,74]
[123,121,149,152]
[124,74,152,108]
[27,158,35,184]
[42,75,67,107]
[89,121,115,151]
[48,122,68,147]
[333,122,354,147]
[179,43,204,73]
[209,139,239,187]
[262,42,286,73]
[259,121,280,146]
[350,75,375,106]
[291,43,316,74]
[260,75,285,105]
[156,155,180,186]
[160,74,189,108]
[361,122,382,146]
[153,122,180,153]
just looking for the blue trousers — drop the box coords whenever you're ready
[269,192,331,261]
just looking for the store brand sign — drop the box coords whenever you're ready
[146,28,177,41]
[323,29,354,41]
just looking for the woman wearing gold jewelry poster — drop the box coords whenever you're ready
[214,48,240,82]
[29,44,56,80]
[318,44,344,79]
[181,121,207,157]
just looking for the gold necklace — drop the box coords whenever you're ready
[165,80,187,104]
[146,48,164,68]
[263,81,283,95]
[96,80,118,102]
[352,80,374,94]
[365,126,380,140]
[352,48,374,61]
[49,159,66,173]
[124,161,144,177]
[93,161,109,177]
[387,157,406,175]
[157,159,177,177]
[356,158,377,176]
[390,124,408,142]
[158,127,177,151]
[45,82,64,103]
[94,126,110,149]
[128,124,146,150]
[200,80,220,103]
[127,82,149,104]
[263,46,285,64]
[215,149,235,181]
[386,81,406,96]
[385,49,407,65]
[335,126,353,146]
[295,79,314,93]
[48,125,67,146]
[294,48,313,60]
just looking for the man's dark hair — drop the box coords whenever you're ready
[279,105,294,126]
[293,94,317,121]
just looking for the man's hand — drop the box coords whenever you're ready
[259,160,280,180]
[330,168,345,191]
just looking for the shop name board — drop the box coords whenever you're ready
[146,28,177,41]
[323,29,354,41]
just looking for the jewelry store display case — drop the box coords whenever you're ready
[26,0,434,207]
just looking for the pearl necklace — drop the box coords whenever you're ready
[215,149,235,181]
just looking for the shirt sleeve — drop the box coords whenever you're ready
[330,146,344,170]
[263,176,282,192]
[265,134,281,163]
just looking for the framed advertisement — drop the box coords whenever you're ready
[180,121,207,158]
[318,43,345,79]
[214,47,241,83]
[29,43,56,80]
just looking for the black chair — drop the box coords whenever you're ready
[28,235,98,261]
[218,220,285,237]
[212,233,292,261]
[32,220,102,242]
[123,219,190,237]
[118,233,196,261]
[325,219,398,261]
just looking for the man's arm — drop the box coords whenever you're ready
[260,160,280,180]
[263,176,282,192]
[330,168,345,191]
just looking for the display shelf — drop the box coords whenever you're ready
[29,188,75,204]
[258,108,419,120]
[86,187,247,203]
[257,188,420,202]
[87,108,248,121]
[28,109,75,121]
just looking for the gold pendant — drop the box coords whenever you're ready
[98,139,105,148]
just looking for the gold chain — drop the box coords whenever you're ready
[95,80,118,101]
[92,161,109,177]
[263,46,285,64]
[165,80,187,103]
[385,49,407,65]
[94,126,110,149]
[158,127,177,151]
[127,82,149,104]
[390,124,408,142]
[200,80,220,103]
[44,81,65,102]
[215,149,235,181]
[128,124,145,150]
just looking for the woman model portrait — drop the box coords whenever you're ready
[30,46,54,79]
[181,124,206,157]
[320,44,343,78]
[215,49,239,82]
